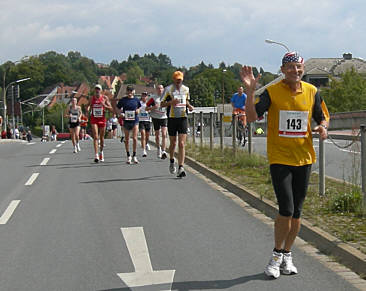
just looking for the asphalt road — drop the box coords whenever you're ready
[0,139,361,290]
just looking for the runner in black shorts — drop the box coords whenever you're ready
[146,84,168,159]
[161,71,194,178]
[139,92,151,157]
[242,52,329,279]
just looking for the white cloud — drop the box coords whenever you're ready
[1,0,366,72]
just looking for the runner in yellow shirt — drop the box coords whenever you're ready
[242,51,329,279]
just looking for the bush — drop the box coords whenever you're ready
[328,189,362,213]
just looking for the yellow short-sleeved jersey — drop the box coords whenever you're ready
[161,84,190,118]
[256,80,328,166]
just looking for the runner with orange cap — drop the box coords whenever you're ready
[161,71,194,178]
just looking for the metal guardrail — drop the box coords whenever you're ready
[189,112,366,207]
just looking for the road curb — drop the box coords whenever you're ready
[183,155,366,277]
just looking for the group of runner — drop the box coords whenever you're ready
[64,53,331,279]
[64,71,193,178]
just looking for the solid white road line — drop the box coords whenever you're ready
[0,200,21,224]
[40,158,50,166]
[25,173,39,186]
[49,149,57,154]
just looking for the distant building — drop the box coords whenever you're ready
[303,53,366,87]
[98,76,123,96]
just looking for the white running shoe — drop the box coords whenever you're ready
[177,166,186,178]
[264,251,283,279]
[99,151,104,162]
[146,144,150,151]
[133,156,139,164]
[169,160,176,174]
[73,146,77,153]
[142,150,147,157]
[77,143,81,152]
[126,156,132,164]
[281,252,298,275]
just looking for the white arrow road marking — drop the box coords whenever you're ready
[49,149,57,154]
[56,144,62,148]
[0,200,21,224]
[40,157,50,166]
[25,173,39,186]
[118,227,175,290]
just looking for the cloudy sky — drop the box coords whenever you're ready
[1,0,365,73]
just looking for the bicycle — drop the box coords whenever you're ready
[233,112,248,147]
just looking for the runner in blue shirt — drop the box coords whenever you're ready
[114,85,141,164]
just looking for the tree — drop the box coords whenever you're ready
[126,65,144,84]
[321,68,366,113]
[186,77,215,107]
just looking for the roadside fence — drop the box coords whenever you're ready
[187,112,366,207]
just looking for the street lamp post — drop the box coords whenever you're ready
[6,78,31,137]
[1,56,29,131]
[265,39,290,52]
[221,69,227,114]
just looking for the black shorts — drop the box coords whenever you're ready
[69,122,80,129]
[270,164,312,218]
[139,121,151,131]
[112,124,117,130]
[168,117,188,136]
[123,121,138,131]
[152,118,167,131]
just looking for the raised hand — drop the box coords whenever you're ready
[240,66,261,93]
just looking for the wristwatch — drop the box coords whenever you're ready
[320,124,328,130]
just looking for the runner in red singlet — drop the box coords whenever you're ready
[87,84,113,163]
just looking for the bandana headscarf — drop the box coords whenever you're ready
[282,52,304,65]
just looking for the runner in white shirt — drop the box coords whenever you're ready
[146,85,168,159]
[138,92,152,157]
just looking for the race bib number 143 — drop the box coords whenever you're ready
[279,110,308,138]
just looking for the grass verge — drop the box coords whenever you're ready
[186,142,366,255]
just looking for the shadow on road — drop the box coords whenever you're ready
[98,273,267,291]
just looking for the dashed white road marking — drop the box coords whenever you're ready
[49,149,57,154]
[25,173,39,186]
[0,200,21,224]
[40,158,50,166]
[26,142,36,145]
[61,141,66,144]
[56,144,62,148]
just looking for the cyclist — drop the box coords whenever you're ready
[231,86,247,145]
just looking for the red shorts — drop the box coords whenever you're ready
[91,117,106,128]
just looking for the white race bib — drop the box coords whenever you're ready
[173,93,187,107]
[93,107,103,117]
[70,115,78,123]
[125,110,136,121]
[139,112,150,121]
[279,110,308,138]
